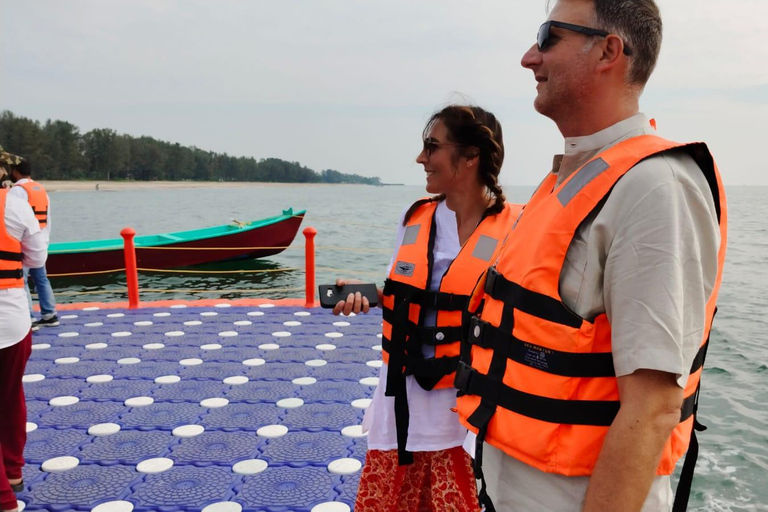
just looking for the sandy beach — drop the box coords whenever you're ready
[40,181,358,192]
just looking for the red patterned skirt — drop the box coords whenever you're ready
[354,446,481,512]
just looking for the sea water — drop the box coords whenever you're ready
[48,184,768,511]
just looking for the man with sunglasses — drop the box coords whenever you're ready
[454,1,726,511]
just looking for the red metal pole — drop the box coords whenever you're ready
[303,226,317,308]
[121,227,140,309]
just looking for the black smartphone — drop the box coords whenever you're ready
[319,283,379,309]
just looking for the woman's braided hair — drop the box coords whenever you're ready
[404,105,506,225]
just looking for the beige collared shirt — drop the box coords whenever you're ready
[480,113,721,511]
[556,113,720,388]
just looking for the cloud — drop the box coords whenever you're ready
[1,0,765,185]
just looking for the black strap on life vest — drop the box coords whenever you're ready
[0,250,23,263]
[456,338,706,425]
[484,267,584,329]
[457,267,713,511]
[383,292,415,465]
[463,296,517,512]
[382,280,469,383]
[0,269,24,279]
[384,279,470,312]
[382,278,470,465]
[0,248,23,280]
[467,316,616,378]
[672,308,715,512]
[33,208,48,226]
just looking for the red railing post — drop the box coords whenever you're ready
[303,226,317,308]
[121,227,140,309]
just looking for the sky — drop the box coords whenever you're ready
[1,0,766,186]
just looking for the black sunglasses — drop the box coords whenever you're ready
[422,138,462,157]
[537,20,633,56]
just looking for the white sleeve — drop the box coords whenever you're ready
[4,195,47,268]
[8,185,28,201]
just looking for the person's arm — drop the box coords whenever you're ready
[332,206,408,316]
[46,192,52,234]
[580,153,720,511]
[582,370,682,511]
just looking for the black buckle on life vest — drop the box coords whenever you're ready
[412,325,462,346]
[484,266,501,297]
[0,269,24,279]
[454,360,474,393]
[408,356,460,391]
[455,362,502,429]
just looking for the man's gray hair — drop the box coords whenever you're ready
[592,0,662,86]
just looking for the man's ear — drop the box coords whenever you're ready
[595,34,626,73]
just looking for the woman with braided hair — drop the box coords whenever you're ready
[334,104,521,511]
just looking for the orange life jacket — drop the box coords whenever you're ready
[381,198,521,464]
[454,136,726,509]
[19,180,48,228]
[0,189,25,289]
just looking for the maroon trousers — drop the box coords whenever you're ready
[0,331,32,511]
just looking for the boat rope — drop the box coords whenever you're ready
[47,260,389,279]
[48,245,302,255]
[136,245,299,251]
[139,287,305,294]
[315,246,391,254]
[50,286,306,297]
[291,214,394,231]
[50,289,130,296]
[48,268,126,277]
[131,244,390,254]
[46,267,302,278]
[136,267,302,274]
[50,244,389,257]
[315,266,383,278]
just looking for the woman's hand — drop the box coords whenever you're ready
[332,278,382,316]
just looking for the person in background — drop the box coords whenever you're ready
[454,1,726,511]
[0,147,16,189]
[0,168,10,190]
[335,104,521,512]
[0,148,47,512]
[9,159,58,330]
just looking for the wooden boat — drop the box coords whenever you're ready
[47,208,305,276]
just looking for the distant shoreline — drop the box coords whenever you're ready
[39,181,374,192]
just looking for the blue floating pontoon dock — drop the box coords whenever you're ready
[19,303,381,512]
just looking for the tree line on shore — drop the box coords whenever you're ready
[0,110,382,185]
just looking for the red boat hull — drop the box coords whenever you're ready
[47,213,305,276]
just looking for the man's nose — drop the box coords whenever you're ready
[521,43,541,69]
